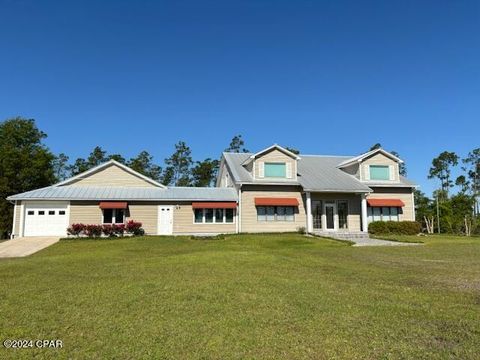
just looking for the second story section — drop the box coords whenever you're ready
[337,148,405,185]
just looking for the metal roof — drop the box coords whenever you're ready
[223,152,416,192]
[7,186,238,201]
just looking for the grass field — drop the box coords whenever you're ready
[0,234,479,359]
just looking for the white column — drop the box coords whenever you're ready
[306,192,312,233]
[361,194,368,233]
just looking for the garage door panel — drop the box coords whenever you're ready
[24,202,69,236]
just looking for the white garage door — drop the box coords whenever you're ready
[24,202,69,237]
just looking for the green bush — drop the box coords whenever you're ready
[369,221,421,235]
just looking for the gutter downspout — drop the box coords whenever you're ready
[237,184,242,234]
[10,200,16,239]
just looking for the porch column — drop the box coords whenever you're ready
[306,192,313,233]
[361,194,368,232]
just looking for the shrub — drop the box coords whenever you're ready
[67,223,85,237]
[297,226,307,235]
[369,221,422,235]
[84,224,103,237]
[102,225,115,237]
[126,220,144,236]
[112,224,126,236]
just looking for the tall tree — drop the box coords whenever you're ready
[192,158,219,187]
[225,135,249,153]
[285,147,300,155]
[455,175,470,194]
[163,141,193,186]
[0,117,56,238]
[52,153,70,181]
[369,143,382,151]
[428,151,459,196]
[462,148,480,215]
[128,151,162,181]
[108,154,126,164]
[68,146,109,175]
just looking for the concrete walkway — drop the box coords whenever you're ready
[0,237,60,258]
[352,237,421,247]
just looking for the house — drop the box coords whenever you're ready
[7,144,416,238]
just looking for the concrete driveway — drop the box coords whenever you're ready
[0,237,60,258]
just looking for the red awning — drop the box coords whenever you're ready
[192,202,237,209]
[254,197,299,206]
[367,199,405,207]
[99,202,128,209]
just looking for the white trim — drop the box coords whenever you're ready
[242,144,301,166]
[237,186,242,233]
[11,201,17,239]
[361,194,368,232]
[19,202,25,237]
[306,192,312,233]
[54,160,166,188]
[411,191,416,221]
[101,208,126,225]
[337,148,404,168]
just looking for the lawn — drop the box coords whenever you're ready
[0,234,479,359]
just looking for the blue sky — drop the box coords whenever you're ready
[1,0,479,195]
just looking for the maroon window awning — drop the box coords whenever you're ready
[99,202,128,209]
[192,202,237,209]
[255,197,299,206]
[367,199,405,207]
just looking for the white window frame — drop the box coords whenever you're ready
[102,209,126,224]
[193,208,236,224]
[256,206,295,222]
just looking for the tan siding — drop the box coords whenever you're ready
[68,164,158,188]
[367,187,415,221]
[361,153,399,181]
[241,185,306,232]
[173,202,236,234]
[69,201,103,224]
[254,149,297,181]
[311,193,362,231]
[127,204,158,235]
[13,201,21,237]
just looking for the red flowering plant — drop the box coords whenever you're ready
[84,224,103,238]
[67,223,85,237]
[112,223,126,236]
[126,220,144,236]
[102,224,115,237]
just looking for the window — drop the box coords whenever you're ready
[194,209,203,223]
[369,165,390,180]
[59,211,66,215]
[48,210,55,215]
[27,211,34,215]
[103,209,125,224]
[367,206,400,223]
[38,211,45,215]
[225,209,234,223]
[338,201,348,229]
[312,200,322,229]
[215,209,224,223]
[264,162,286,178]
[194,208,235,224]
[257,206,295,222]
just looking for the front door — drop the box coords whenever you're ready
[158,206,173,235]
[324,202,336,231]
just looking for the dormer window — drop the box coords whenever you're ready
[264,162,286,178]
[369,165,390,180]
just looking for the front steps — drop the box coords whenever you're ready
[312,231,370,241]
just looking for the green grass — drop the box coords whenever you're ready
[1,234,479,359]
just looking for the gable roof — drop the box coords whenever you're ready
[241,144,301,165]
[223,152,373,193]
[337,148,403,168]
[55,160,166,188]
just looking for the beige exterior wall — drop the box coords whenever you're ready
[69,201,237,235]
[360,153,399,182]
[253,149,297,181]
[311,193,362,231]
[68,164,158,188]
[69,201,103,225]
[173,202,236,234]
[13,201,22,237]
[240,185,306,233]
[367,187,415,221]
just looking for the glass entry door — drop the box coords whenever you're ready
[312,200,322,230]
[324,202,336,230]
